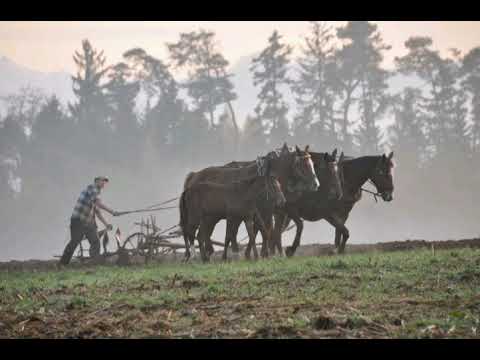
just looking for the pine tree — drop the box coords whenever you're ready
[123,48,184,163]
[250,30,292,147]
[105,62,141,165]
[0,115,26,200]
[334,21,391,155]
[389,87,428,169]
[167,30,239,155]
[69,39,112,160]
[462,47,480,153]
[241,115,267,159]
[395,37,469,161]
[355,67,391,155]
[292,22,338,150]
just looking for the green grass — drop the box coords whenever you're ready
[1,248,480,338]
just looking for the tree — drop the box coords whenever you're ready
[123,48,185,162]
[167,30,239,154]
[395,37,469,161]
[0,115,25,200]
[0,86,47,132]
[68,39,112,159]
[105,62,141,165]
[334,21,391,155]
[355,67,391,155]
[292,22,338,150]
[462,47,480,153]
[21,96,75,211]
[389,87,428,169]
[250,30,293,147]
[241,115,267,159]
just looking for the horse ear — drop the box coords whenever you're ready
[388,151,394,160]
[281,143,289,154]
[332,148,338,158]
[295,145,301,154]
[305,145,310,153]
[339,152,344,162]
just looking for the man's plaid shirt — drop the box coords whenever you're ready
[71,184,101,225]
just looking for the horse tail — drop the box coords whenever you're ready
[183,172,196,191]
[179,190,188,235]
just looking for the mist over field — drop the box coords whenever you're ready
[1,21,480,262]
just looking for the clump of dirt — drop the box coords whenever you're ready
[313,315,336,330]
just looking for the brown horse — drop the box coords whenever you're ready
[182,143,320,259]
[179,175,286,262]
[223,149,343,259]
[275,152,395,257]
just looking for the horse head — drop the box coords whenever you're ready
[318,148,343,200]
[292,144,320,192]
[369,151,395,202]
[265,143,320,193]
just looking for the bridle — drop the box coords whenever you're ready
[363,159,394,202]
[292,152,314,181]
[338,156,384,203]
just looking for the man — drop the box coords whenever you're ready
[59,176,118,266]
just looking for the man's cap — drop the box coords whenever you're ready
[94,176,109,182]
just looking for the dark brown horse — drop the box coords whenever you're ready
[275,152,395,257]
[223,149,343,259]
[182,143,320,259]
[179,175,286,262]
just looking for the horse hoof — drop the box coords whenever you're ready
[285,247,294,258]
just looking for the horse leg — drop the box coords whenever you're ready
[245,217,258,261]
[197,220,211,263]
[274,214,284,256]
[183,231,190,262]
[325,215,349,255]
[255,220,268,258]
[261,215,273,258]
[230,218,242,260]
[339,225,349,254]
[201,218,217,261]
[285,213,303,258]
[197,216,215,258]
[244,220,252,261]
[270,213,284,258]
[229,219,241,255]
[254,212,270,259]
[334,229,341,253]
[267,213,276,256]
[253,208,272,259]
[224,217,240,261]
[183,223,196,262]
[339,215,350,253]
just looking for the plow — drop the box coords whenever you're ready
[67,205,296,264]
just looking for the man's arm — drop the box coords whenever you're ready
[96,199,118,216]
[95,207,112,230]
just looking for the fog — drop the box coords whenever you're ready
[1,21,480,262]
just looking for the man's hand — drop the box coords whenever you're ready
[113,211,120,217]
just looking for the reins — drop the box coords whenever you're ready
[339,159,382,203]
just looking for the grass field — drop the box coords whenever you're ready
[1,247,480,338]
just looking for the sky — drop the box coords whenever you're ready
[1,21,480,74]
